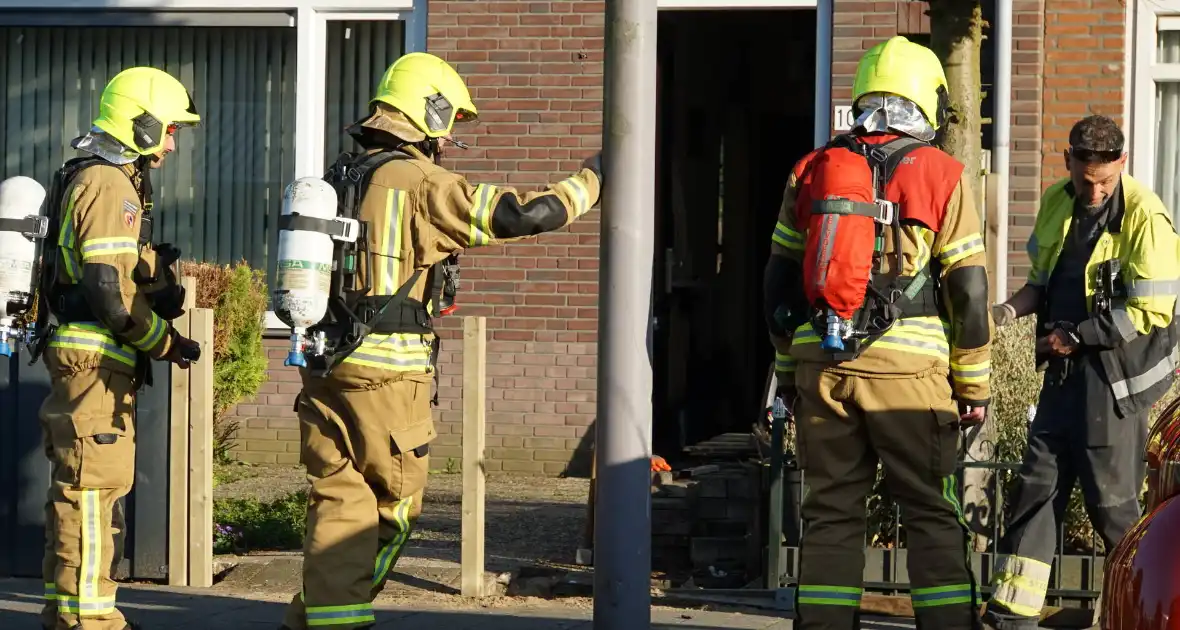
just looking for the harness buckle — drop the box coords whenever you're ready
[874,199,895,225]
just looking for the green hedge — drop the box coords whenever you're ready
[179,260,269,463]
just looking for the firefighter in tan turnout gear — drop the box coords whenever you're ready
[34,66,203,630]
[763,37,992,630]
[276,52,602,630]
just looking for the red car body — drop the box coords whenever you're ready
[1101,397,1180,629]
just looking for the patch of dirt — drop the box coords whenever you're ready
[214,464,591,569]
[415,472,590,569]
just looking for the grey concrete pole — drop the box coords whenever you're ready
[593,0,657,628]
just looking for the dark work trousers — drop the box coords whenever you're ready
[983,362,1147,630]
[793,364,979,630]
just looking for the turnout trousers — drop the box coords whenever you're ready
[793,363,978,630]
[282,375,432,630]
[38,367,138,630]
[983,367,1147,630]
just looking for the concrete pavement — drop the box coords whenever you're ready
[0,578,924,629]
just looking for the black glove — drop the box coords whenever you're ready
[149,284,187,320]
[148,264,186,320]
[582,151,603,187]
[164,330,201,368]
[155,242,182,267]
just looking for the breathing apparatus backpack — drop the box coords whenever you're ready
[288,148,461,384]
[28,157,165,385]
[797,133,941,362]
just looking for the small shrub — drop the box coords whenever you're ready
[213,491,308,553]
[179,260,269,463]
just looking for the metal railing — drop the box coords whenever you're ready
[768,457,1104,608]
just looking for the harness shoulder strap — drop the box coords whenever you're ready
[283,150,413,235]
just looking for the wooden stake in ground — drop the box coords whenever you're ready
[461,316,487,597]
[167,277,196,586]
[187,307,215,587]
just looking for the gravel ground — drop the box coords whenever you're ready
[214,463,590,568]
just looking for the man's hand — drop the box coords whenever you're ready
[959,403,986,427]
[991,303,1017,328]
[164,332,201,369]
[1037,328,1079,357]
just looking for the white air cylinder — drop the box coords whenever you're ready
[0,176,47,357]
[274,177,338,368]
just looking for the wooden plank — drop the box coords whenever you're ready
[187,308,215,587]
[167,277,196,586]
[461,316,487,598]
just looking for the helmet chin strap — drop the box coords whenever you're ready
[134,155,155,210]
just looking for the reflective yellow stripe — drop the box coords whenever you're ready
[80,236,138,261]
[950,360,991,384]
[341,333,433,372]
[305,603,376,627]
[911,583,974,608]
[991,555,1051,617]
[60,197,81,282]
[938,233,985,266]
[56,594,117,615]
[79,489,105,616]
[775,351,795,373]
[556,177,592,217]
[798,584,862,607]
[912,226,933,270]
[467,183,497,246]
[49,323,137,367]
[131,311,168,351]
[372,497,414,587]
[44,582,56,601]
[772,221,805,250]
[376,189,405,296]
[793,316,950,360]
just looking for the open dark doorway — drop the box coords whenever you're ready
[652,9,818,460]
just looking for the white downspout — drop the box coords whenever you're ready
[994,0,1013,299]
[814,0,833,147]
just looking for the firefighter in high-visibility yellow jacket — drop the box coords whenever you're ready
[36,66,202,630]
[278,53,602,630]
[763,36,992,630]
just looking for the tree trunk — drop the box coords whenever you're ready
[927,0,995,553]
[928,0,986,208]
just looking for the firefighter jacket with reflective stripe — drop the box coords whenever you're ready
[1027,173,1180,416]
[767,134,993,406]
[310,143,601,404]
[45,162,173,377]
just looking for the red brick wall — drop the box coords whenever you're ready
[1007,0,1047,291]
[426,0,605,474]
[1040,0,1126,188]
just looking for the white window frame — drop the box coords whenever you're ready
[2,0,424,333]
[2,0,423,179]
[1130,0,1180,190]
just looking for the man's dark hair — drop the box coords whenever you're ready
[1068,115,1125,164]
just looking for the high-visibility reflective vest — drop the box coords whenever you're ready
[1027,173,1180,415]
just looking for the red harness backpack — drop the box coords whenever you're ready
[796,133,937,361]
